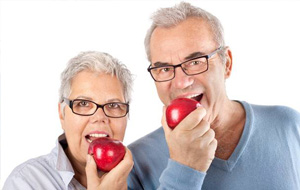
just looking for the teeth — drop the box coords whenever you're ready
[186,94,200,99]
[86,133,109,143]
[89,134,108,138]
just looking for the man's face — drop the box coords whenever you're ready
[149,17,232,123]
[59,70,128,166]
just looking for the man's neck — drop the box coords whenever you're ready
[210,100,246,160]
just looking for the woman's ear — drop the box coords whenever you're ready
[58,103,65,122]
[58,103,66,131]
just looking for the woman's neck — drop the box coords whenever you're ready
[65,147,88,188]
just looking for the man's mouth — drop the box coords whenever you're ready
[186,93,203,103]
[85,133,109,143]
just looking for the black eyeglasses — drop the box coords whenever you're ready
[63,98,129,118]
[147,46,223,82]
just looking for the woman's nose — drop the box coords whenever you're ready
[90,107,109,123]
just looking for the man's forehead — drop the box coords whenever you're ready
[149,18,216,64]
[150,37,212,65]
[152,17,211,35]
[150,20,214,48]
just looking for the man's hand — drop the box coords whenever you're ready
[85,148,134,190]
[162,106,217,172]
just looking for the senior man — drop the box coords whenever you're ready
[128,2,300,190]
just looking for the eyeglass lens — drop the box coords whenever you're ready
[72,99,128,117]
[150,56,207,81]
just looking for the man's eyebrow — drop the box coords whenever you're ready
[152,51,206,67]
[184,51,206,60]
[152,61,170,67]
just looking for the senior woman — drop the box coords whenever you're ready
[3,51,134,190]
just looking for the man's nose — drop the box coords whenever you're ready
[171,67,194,89]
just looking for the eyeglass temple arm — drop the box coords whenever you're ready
[62,98,72,107]
[208,46,223,58]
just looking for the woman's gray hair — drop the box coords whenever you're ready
[145,2,226,63]
[59,51,133,112]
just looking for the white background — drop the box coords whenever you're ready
[1,0,300,187]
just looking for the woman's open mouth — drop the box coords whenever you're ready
[85,133,109,143]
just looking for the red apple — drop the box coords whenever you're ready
[88,137,126,172]
[166,98,201,129]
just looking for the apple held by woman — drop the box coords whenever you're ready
[88,137,126,172]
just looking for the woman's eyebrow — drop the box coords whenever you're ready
[106,98,123,102]
[75,96,92,100]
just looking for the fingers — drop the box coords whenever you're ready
[210,138,218,149]
[109,148,134,176]
[162,105,206,132]
[190,119,210,139]
[161,103,217,173]
[199,128,216,146]
[85,154,100,187]
[177,106,206,131]
[86,149,133,190]
[161,106,172,136]
[96,148,133,190]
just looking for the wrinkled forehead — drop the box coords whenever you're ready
[150,18,216,64]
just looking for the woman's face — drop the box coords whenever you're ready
[59,70,128,168]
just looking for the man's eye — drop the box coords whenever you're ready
[159,67,172,73]
[163,68,171,72]
[190,61,200,65]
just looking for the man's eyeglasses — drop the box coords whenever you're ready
[147,46,223,82]
[62,98,129,118]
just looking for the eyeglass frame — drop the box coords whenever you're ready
[147,46,223,82]
[62,98,129,118]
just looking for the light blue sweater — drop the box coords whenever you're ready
[128,101,300,190]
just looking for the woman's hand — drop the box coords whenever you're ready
[85,148,134,190]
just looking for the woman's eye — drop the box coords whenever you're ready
[108,103,119,108]
[78,101,89,107]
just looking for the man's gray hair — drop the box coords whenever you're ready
[145,2,226,62]
[59,51,133,109]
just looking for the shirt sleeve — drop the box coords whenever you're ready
[157,159,206,190]
[3,173,34,190]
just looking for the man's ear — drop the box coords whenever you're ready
[224,47,233,79]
